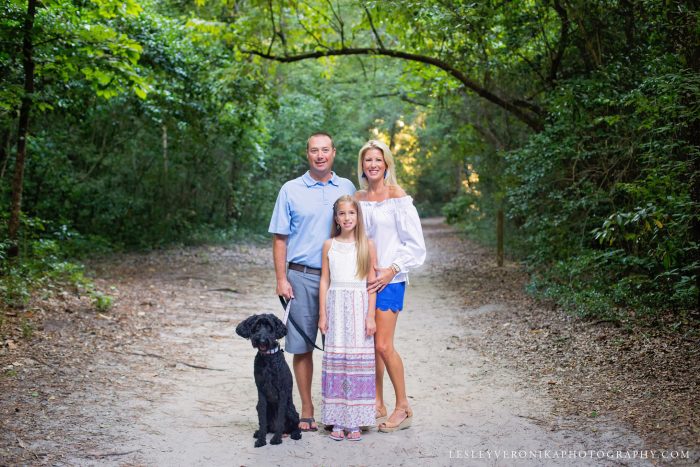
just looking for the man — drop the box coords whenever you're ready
[268,132,356,431]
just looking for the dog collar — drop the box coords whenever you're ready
[259,345,280,355]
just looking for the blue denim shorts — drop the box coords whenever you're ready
[376,282,406,312]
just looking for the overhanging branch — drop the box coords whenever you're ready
[241,47,544,131]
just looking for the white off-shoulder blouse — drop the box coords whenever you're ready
[359,196,426,284]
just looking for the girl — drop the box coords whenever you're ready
[318,195,377,441]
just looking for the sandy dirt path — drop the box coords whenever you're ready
[4,219,651,466]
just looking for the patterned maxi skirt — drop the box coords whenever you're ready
[321,284,376,428]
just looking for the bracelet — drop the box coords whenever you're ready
[390,263,400,275]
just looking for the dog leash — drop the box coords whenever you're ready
[278,296,324,352]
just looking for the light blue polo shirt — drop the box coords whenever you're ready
[269,171,356,269]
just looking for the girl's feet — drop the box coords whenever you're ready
[329,426,362,441]
[329,427,345,441]
[378,407,413,433]
[346,428,362,441]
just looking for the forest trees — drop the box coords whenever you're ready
[0,0,271,307]
[503,1,700,321]
[1,0,697,325]
[3,0,148,257]
[230,0,699,322]
[1,1,269,249]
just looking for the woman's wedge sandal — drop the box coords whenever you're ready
[378,407,413,433]
[375,406,388,425]
[360,406,388,431]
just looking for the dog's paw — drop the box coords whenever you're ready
[270,435,282,445]
[254,438,266,448]
[290,430,302,440]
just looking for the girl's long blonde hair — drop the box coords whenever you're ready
[331,195,371,279]
[357,139,398,189]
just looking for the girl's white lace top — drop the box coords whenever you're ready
[359,196,426,284]
[328,239,366,289]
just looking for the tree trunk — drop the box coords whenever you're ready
[162,124,168,175]
[8,0,36,258]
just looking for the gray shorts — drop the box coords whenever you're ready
[285,268,321,354]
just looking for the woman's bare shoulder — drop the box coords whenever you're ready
[354,190,368,201]
[388,185,407,198]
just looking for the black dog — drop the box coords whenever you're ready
[235,313,302,447]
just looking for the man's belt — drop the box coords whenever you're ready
[288,262,322,276]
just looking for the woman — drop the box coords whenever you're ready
[353,139,426,432]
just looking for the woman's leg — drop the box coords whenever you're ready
[374,309,410,424]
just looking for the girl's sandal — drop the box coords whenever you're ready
[378,407,413,433]
[329,430,345,441]
[346,429,362,441]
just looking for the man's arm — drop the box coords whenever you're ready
[273,234,294,300]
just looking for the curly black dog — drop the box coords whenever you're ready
[235,313,302,447]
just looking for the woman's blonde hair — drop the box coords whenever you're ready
[331,195,371,279]
[357,139,398,189]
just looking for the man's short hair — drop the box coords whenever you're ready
[307,132,335,151]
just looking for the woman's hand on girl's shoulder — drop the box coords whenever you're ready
[388,185,407,198]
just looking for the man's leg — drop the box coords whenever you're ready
[285,269,320,431]
[293,351,316,430]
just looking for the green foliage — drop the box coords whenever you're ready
[0,214,111,312]
[442,192,481,226]
[91,290,113,312]
[2,3,272,247]
[409,1,700,325]
[20,318,33,339]
[0,268,31,309]
[508,65,699,323]
[0,0,149,115]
